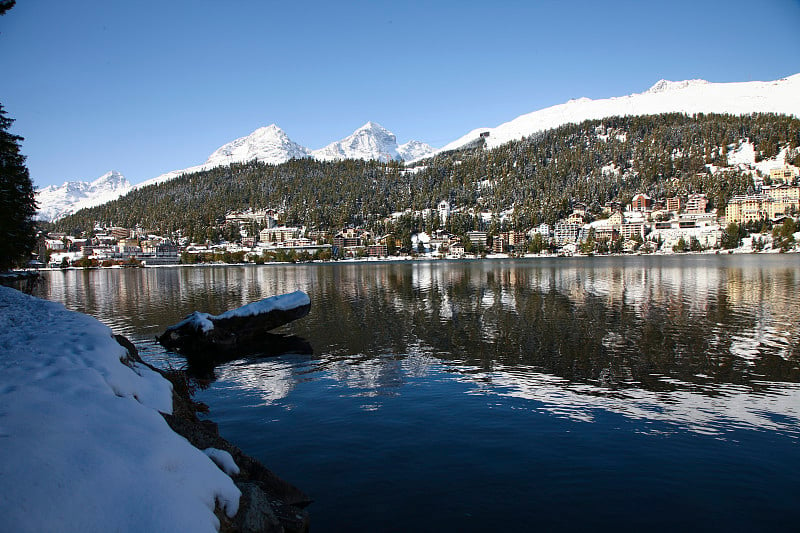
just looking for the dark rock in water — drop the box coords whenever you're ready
[186,333,313,381]
[157,290,311,358]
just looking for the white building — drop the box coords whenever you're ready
[438,200,451,224]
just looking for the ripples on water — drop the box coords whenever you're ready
[35,256,800,530]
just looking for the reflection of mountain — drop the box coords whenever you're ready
[216,359,298,406]
[450,364,800,435]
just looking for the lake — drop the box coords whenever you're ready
[35,255,800,531]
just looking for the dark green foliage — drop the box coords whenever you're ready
[772,219,797,252]
[0,1,15,16]
[55,113,800,241]
[721,223,746,249]
[0,104,37,270]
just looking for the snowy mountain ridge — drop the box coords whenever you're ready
[36,73,800,221]
[35,170,132,221]
[134,122,435,191]
[432,74,800,156]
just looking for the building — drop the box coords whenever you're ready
[620,221,645,240]
[465,231,488,247]
[437,200,451,224]
[725,195,776,224]
[602,201,623,215]
[666,196,684,213]
[45,239,66,251]
[769,166,799,184]
[630,193,653,213]
[260,226,302,243]
[567,211,585,224]
[225,209,276,228]
[504,231,526,248]
[529,223,551,239]
[554,221,581,245]
[108,227,132,240]
[367,244,388,257]
[762,184,800,209]
[492,236,506,253]
[685,194,708,214]
[333,228,372,249]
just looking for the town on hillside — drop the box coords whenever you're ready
[37,166,800,268]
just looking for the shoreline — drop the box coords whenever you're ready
[31,244,800,272]
[115,334,311,533]
[0,285,309,533]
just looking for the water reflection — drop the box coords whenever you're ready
[35,256,800,435]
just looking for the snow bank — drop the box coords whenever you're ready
[0,286,240,532]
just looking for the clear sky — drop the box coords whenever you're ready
[2,0,799,189]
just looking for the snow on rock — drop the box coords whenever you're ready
[172,290,310,333]
[35,170,132,222]
[204,448,241,476]
[0,286,240,532]
[435,73,800,155]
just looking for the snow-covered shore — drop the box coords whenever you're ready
[0,286,307,532]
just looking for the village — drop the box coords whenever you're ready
[39,166,800,268]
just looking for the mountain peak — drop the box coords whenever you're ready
[358,121,387,131]
[645,78,710,94]
[36,171,132,221]
[312,122,399,162]
[204,124,310,167]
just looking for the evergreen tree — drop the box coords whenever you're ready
[0,104,37,270]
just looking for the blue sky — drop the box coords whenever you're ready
[2,0,799,189]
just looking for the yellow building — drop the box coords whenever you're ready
[725,192,797,224]
[769,166,799,184]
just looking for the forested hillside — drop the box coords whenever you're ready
[55,113,800,242]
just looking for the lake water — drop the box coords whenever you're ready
[35,256,800,531]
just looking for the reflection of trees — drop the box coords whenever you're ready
[290,259,800,394]
[36,258,800,397]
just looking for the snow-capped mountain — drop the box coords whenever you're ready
[137,124,312,189]
[38,73,800,219]
[397,139,436,161]
[36,171,132,221]
[204,124,311,167]
[434,74,800,155]
[138,122,435,190]
[312,121,434,162]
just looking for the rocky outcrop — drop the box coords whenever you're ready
[115,335,310,533]
[0,271,40,293]
[157,291,311,360]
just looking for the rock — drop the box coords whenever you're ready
[157,291,311,358]
[113,334,311,532]
[234,482,283,533]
